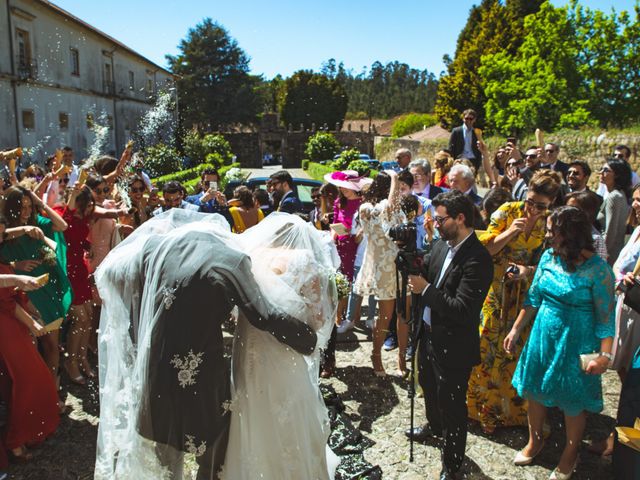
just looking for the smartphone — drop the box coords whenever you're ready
[208,181,218,192]
[506,136,517,145]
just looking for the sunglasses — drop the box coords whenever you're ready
[544,149,556,154]
[93,187,110,194]
[311,195,321,199]
[525,198,549,211]
[130,187,145,193]
[507,160,523,167]
[525,154,538,159]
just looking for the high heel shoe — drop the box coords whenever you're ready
[549,456,579,480]
[80,358,96,379]
[514,440,545,466]
[371,354,386,377]
[64,358,86,385]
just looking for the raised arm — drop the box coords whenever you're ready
[103,143,133,184]
[29,189,67,231]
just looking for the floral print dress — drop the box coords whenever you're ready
[466,201,546,430]
[354,199,405,301]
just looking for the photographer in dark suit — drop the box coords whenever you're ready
[448,109,482,172]
[407,190,493,480]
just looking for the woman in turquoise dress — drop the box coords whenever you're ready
[0,186,72,383]
[504,207,615,480]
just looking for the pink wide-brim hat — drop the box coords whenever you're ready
[323,170,373,191]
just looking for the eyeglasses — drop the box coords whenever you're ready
[433,215,450,225]
[130,187,145,193]
[567,169,581,177]
[463,117,475,121]
[525,198,549,211]
[311,194,321,199]
[93,187,110,194]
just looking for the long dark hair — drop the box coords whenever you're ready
[1,186,37,227]
[549,206,594,272]
[75,186,96,218]
[362,171,390,204]
[606,157,632,200]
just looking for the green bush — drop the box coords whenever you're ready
[205,152,226,169]
[202,134,233,165]
[391,113,438,137]
[144,144,182,177]
[307,161,336,182]
[301,159,310,170]
[304,132,341,162]
[155,163,241,195]
[347,159,371,177]
[182,130,206,164]
[332,148,360,171]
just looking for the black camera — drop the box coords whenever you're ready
[389,222,417,250]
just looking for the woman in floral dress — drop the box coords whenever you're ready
[467,170,561,433]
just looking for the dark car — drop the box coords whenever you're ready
[224,177,322,213]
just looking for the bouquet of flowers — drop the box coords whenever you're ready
[333,271,351,300]
[224,167,250,182]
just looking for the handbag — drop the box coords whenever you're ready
[623,256,640,314]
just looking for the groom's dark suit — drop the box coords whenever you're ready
[417,233,493,475]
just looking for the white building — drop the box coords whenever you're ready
[0,0,175,162]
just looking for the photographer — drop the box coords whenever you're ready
[406,190,493,480]
[185,168,228,215]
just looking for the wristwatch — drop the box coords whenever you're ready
[599,352,613,362]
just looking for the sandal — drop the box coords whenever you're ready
[371,353,386,377]
[64,358,86,385]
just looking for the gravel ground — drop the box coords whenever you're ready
[6,322,619,480]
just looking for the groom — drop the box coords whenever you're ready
[137,230,317,479]
[407,191,493,480]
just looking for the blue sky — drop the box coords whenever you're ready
[53,0,637,79]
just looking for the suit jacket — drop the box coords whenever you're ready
[420,234,493,369]
[427,184,444,201]
[278,190,303,214]
[551,160,569,179]
[448,126,481,169]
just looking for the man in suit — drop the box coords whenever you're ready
[542,143,569,180]
[567,161,592,193]
[448,109,482,172]
[406,190,493,480]
[269,170,302,213]
[410,159,444,200]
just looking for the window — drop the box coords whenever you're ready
[59,112,69,130]
[16,29,31,66]
[86,113,94,128]
[22,110,35,130]
[70,48,79,76]
[104,62,114,94]
[128,70,135,90]
[146,71,153,94]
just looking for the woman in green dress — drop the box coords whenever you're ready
[0,186,72,381]
[467,170,562,433]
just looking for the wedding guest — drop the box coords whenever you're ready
[125,175,151,229]
[432,151,453,189]
[613,344,640,478]
[322,170,371,377]
[228,186,262,233]
[253,188,273,217]
[480,187,513,226]
[467,170,560,434]
[565,191,607,261]
[185,168,228,215]
[0,186,72,382]
[354,171,406,376]
[567,161,592,193]
[269,170,302,213]
[506,206,615,480]
[153,181,199,216]
[598,158,631,265]
[406,191,493,480]
[410,159,443,200]
[309,186,325,230]
[0,231,59,464]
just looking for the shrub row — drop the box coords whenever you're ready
[152,162,241,194]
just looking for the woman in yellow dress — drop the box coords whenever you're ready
[467,170,562,433]
[228,186,264,233]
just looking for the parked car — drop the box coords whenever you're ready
[224,177,322,213]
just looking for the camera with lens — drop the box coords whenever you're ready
[389,222,417,251]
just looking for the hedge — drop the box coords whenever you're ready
[152,162,241,194]
[306,162,335,182]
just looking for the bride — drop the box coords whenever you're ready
[222,213,340,480]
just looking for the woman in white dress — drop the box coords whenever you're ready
[222,213,340,480]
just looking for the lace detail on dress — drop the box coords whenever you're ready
[162,286,177,309]
[170,350,204,388]
[185,434,207,457]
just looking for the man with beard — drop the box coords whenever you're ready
[406,190,493,480]
[567,161,592,193]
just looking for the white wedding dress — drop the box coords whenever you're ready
[221,215,340,480]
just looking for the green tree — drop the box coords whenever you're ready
[279,71,348,130]
[480,3,583,134]
[435,0,544,128]
[201,134,233,164]
[167,19,261,129]
[145,144,182,177]
[332,148,360,171]
[304,132,341,162]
